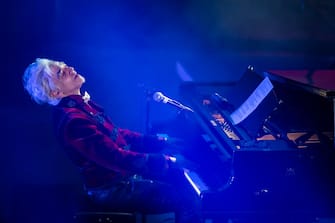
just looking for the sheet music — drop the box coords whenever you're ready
[230,76,274,125]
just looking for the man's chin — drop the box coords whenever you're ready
[80,76,86,83]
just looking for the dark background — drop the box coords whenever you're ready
[1,0,335,222]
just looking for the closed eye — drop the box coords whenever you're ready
[56,67,63,79]
[53,62,67,80]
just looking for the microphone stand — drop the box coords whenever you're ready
[145,90,152,134]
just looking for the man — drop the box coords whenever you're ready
[22,58,202,223]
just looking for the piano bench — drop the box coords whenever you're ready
[73,190,175,223]
[73,211,175,223]
[73,211,141,223]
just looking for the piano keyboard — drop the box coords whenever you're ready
[183,168,209,197]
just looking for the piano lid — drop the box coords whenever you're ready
[264,69,335,98]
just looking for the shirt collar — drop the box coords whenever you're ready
[82,91,91,103]
[58,92,90,108]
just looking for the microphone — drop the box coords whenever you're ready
[153,92,194,112]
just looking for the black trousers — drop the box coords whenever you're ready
[86,171,202,223]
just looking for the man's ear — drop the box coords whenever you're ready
[50,89,62,98]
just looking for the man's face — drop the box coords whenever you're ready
[49,61,85,98]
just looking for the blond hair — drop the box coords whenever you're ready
[23,58,60,105]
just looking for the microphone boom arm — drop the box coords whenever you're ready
[153,92,194,112]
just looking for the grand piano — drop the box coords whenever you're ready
[153,66,335,222]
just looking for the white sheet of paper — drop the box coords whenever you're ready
[230,76,274,125]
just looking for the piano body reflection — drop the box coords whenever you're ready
[152,66,335,222]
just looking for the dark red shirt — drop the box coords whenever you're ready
[52,95,169,188]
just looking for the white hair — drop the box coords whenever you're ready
[23,58,61,106]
